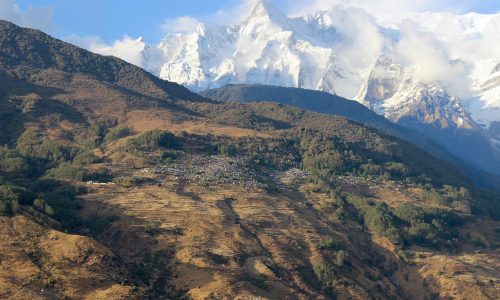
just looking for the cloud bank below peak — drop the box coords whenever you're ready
[65,34,146,67]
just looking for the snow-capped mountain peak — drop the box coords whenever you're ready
[244,0,288,26]
[144,1,363,95]
[135,2,500,143]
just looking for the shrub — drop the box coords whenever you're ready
[393,203,464,247]
[0,157,30,174]
[421,189,447,206]
[125,130,177,152]
[346,194,402,244]
[316,236,337,250]
[0,185,34,206]
[313,260,335,288]
[29,179,60,193]
[73,149,100,165]
[32,198,45,211]
[452,201,471,214]
[16,127,41,155]
[160,150,177,163]
[384,162,410,179]
[112,176,148,187]
[104,125,131,143]
[43,185,86,228]
[45,162,85,181]
[84,213,119,235]
[218,144,237,157]
[84,168,113,182]
[32,198,55,216]
[143,220,161,235]
[29,140,73,163]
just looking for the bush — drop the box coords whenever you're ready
[32,198,55,216]
[43,185,86,228]
[104,125,131,143]
[313,260,335,288]
[452,201,471,214]
[393,203,464,247]
[0,157,30,174]
[73,149,100,165]
[218,144,237,157]
[29,140,73,163]
[83,213,119,235]
[316,236,337,250]
[112,176,148,187]
[84,168,113,182]
[29,179,60,193]
[45,162,86,181]
[160,150,177,163]
[0,185,34,206]
[143,220,161,235]
[125,130,177,152]
[421,188,447,206]
[346,194,402,244]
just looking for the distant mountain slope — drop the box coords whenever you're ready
[202,84,396,130]
[0,20,207,103]
[201,84,500,189]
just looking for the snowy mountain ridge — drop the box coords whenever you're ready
[111,0,500,139]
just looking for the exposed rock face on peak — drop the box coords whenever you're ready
[355,54,402,114]
[355,56,500,176]
[385,81,475,130]
[357,59,477,131]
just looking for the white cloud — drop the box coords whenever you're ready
[0,0,52,32]
[64,34,106,50]
[321,7,386,69]
[161,16,200,33]
[285,0,497,22]
[279,0,495,97]
[211,0,259,25]
[396,20,473,97]
[66,34,146,67]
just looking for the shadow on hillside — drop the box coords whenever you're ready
[79,195,189,298]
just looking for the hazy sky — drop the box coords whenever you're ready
[3,0,500,43]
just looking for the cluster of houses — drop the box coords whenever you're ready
[270,168,309,190]
[153,154,264,189]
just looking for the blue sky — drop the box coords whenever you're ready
[12,0,257,42]
[3,0,500,43]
